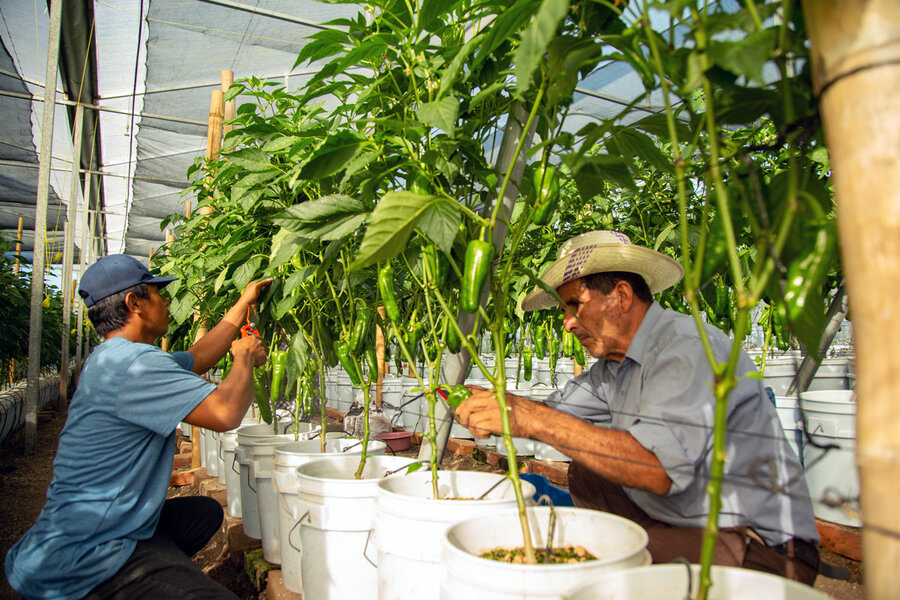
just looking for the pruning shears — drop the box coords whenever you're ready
[241,305,260,338]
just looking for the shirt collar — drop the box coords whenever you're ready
[622,301,664,367]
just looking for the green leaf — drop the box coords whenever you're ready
[213,265,230,294]
[708,29,776,84]
[350,192,444,270]
[274,194,368,240]
[571,154,635,197]
[262,136,300,153]
[226,148,274,172]
[418,199,462,254]
[716,87,777,125]
[169,294,195,325]
[514,0,571,94]
[614,128,672,173]
[417,97,459,136]
[404,461,424,474]
[233,255,264,292]
[299,131,364,180]
[268,228,301,270]
[290,330,311,375]
[439,34,482,98]
[239,188,264,212]
[632,113,691,143]
[282,266,316,298]
[475,0,537,68]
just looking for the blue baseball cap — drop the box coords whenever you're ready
[78,254,178,308]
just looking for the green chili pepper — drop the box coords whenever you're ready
[444,314,461,354]
[222,352,233,379]
[701,214,728,284]
[522,347,533,381]
[533,324,546,359]
[349,307,373,355]
[424,342,439,363]
[423,245,449,287]
[532,164,560,226]
[574,341,586,367]
[364,345,378,378]
[253,368,272,424]
[549,337,559,371]
[378,264,401,323]
[269,350,288,407]
[461,239,494,313]
[334,340,361,386]
[445,385,472,410]
[562,330,574,357]
[405,321,422,363]
[784,220,837,323]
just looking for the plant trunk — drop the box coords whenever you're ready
[801,2,900,597]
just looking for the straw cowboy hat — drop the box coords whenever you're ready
[521,230,684,312]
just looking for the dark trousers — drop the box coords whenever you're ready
[83,496,236,600]
[567,462,819,586]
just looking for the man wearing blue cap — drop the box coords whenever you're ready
[5,254,270,599]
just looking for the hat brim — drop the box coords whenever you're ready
[521,244,683,312]
[146,276,178,289]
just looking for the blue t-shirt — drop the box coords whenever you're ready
[5,337,217,599]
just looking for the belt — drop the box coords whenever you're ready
[770,538,820,570]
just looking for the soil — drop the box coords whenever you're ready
[0,410,865,600]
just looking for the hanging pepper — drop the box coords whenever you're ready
[532,164,560,226]
[349,307,373,355]
[253,368,272,424]
[562,331,574,357]
[364,345,378,378]
[533,324,546,359]
[461,239,495,313]
[378,264,401,323]
[222,352,233,379]
[444,314,461,354]
[574,341,586,367]
[334,340,361,386]
[423,245,449,287]
[445,385,472,410]
[269,349,288,407]
[424,342,439,363]
[522,347,533,381]
[548,337,559,371]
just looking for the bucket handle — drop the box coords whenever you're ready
[362,528,378,568]
[231,453,240,475]
[288,510,310,553]
[248,471,257,493]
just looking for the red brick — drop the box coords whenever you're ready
[816,519,862,561]
[173,452,191,469]
[267,570,303,600]
[179,441,193,454]
[199,477,228,507]
[224,514,261,568]
[169,467,208,488]
[446,438,475,457]
[325,407,344,421]
[531,460,569,487]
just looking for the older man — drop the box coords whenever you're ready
[455,230,820,584]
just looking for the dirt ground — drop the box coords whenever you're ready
[0,410,864,599]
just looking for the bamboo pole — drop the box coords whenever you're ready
[801,2,900,597]
[222,70,236,136]
[75,173,92,367]
[375,306,386,407]
[14,217,23,276]
[59,104,85,412]
[25,0,63,453]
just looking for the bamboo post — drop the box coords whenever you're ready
[222,70,236,136]
[25,0,63,453]
[801,2,900,597]
[75,173,92,367]
[59,103,84,412]
[191,89,225,469]
[375,306,386,407]
[14,217,23,276]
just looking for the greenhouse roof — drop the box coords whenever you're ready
[0,0,698,270]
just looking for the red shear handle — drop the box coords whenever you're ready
[241,306,260,338]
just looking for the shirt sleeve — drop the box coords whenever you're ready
[545,365,612,425]
[117,348,217,436]
[627,337,716,495]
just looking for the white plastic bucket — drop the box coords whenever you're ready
[236,421,320,539]
[567,564,830,599]
[807,357,851,391]
[336,374,355,412]
[399,390,424,432]
[441,506,649,600]
[198,425,207,468]
[205,430,220,478]
[296,454,417,600]
[774,396,803,463]
[800,390,859,526]
[379,376,405,426]
[762,358,798,396]
[250,445,282,564]
[221,431,241,517]
[273,439,387,595]
[374,471,535,600]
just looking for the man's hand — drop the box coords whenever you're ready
[231,335,266,368]
[453,386,533,439]
[239,278,273,306]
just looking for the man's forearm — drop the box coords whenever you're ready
[521,401,672,495]
[188,296,254,374]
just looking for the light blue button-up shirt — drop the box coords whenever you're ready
[545,302,819,546]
